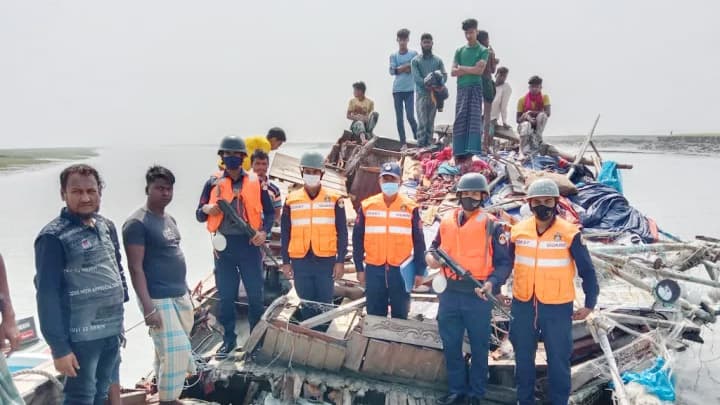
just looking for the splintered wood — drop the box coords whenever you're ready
[260,324,346,371]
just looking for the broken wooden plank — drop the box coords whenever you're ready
[343,332,369,371]
[306,338,329,369]
[276,288,301,323]
[290,333,312,366]
[389,343,417,379]
[323,343,346,371]
[362,339,394,376]
[260,326,280,358]
[274,330,296,362]
[270,153,347,194]
[412,347,444,382]
[362,315,443,349]
[269,320,345,344]
[326,311,361,340]
[299,297,367,329]
[243,319,269,355]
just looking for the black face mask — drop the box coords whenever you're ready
[459,196,483,211]
[531,204,556,221]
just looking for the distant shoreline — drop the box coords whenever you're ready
[0,147,97,173]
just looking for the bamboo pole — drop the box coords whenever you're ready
[588,243,698,255]
[594,252,720,289]
[567,114,601,179]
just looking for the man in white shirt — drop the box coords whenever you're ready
[491,66,512,130]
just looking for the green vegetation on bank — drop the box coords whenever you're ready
[0,148,97,172]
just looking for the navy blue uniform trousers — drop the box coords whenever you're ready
[438,288,492,398]
[365,264,410,319]
[293,257,335,321]
[510,298,573,405]
[214,234,264,346]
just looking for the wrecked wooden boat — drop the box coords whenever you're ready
[142,125,720,404]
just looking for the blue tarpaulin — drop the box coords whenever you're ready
[621,357,676,401]
[598,160,624,194]
[569,183,658,242]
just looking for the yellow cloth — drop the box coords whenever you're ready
[347,97,374,117]
[242,135,272,171]
[516,94,551,113]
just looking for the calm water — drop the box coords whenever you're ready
[1,144,718,404]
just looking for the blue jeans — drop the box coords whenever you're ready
[214,235,264,346]
[64,335,120,405]
[437,289,492,398]
[393,91,418,145]
[509,299,573,405]
[293,257,335,321]
[365,264,410,319]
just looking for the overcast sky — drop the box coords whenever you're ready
[1,0,718,148]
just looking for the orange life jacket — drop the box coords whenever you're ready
[206,171,263,233]
[360,193,416,267]
[439,208,495,281]
[286,187,339,259]
[510,216,579,304]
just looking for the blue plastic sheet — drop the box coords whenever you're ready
[569,183,658,243]
[598,161,624,194]
[621,357,676,401]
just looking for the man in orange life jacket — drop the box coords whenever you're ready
[281,152,348,322]
[352,161,426,319]
[425,173,512,405]
[195,136,275,358]
[509,179,599,405]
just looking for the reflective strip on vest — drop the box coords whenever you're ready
[514,255,535,266]
[365,210,386,218]
[291,218,311,226]
[365,226,388,234]
[388,226,412,235]
[515,238,537,248]
[389,211,412,219]
[537,258,572,267]
[312,217,335,225]
[539,241,568,249]
[290,203,312,211]
[313,202,335,209]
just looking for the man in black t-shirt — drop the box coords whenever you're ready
[122,166,194,405]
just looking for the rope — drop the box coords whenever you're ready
[11,368,65,391]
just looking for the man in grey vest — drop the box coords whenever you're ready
[34,164,128,405]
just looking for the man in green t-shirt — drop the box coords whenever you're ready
[451,18,489,160]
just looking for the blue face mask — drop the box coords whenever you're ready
[381,182,399,196]
[223,155,243,170]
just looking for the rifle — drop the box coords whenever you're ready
[216,200,281,267]
[428,248,513,320]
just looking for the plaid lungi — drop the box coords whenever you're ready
[452,84,484,157]
[145,294,195,401]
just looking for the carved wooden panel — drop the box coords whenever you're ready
[362,315,443,349]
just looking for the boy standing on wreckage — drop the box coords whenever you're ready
[425,173,512,405]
